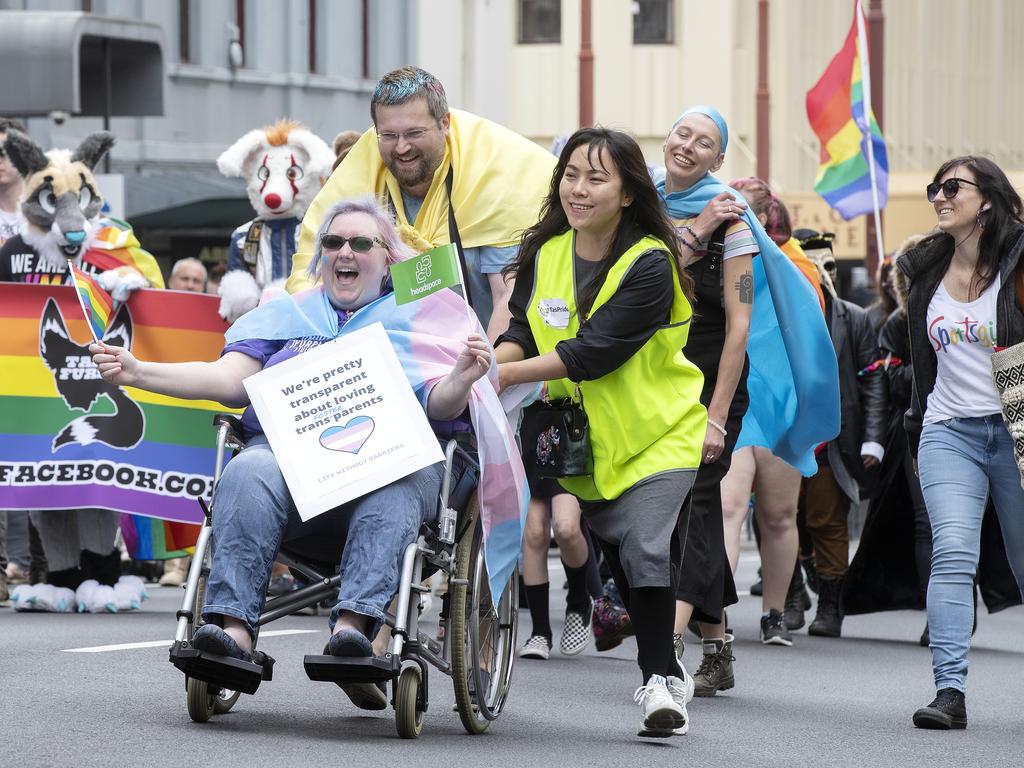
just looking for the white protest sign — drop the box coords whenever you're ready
[243,322,444,521]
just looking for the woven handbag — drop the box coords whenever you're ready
[991,263,1024,487]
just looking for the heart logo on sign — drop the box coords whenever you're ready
[319,416,375,454]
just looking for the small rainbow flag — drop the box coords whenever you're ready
[805,0,888,221]
[69,262,113,342]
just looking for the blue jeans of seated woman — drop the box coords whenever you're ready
[918,415,1024,693]
[202,435,442,637]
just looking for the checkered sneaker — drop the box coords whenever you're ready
[518,634,551,660]
[560,603,593,656]
[992,342,1024,488]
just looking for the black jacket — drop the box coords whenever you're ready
[896,223,1024,457]
[823,292,888,499]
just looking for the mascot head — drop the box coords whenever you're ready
[217,119,334,221]
[3,130,113,265]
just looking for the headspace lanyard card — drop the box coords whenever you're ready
[243,322,443,521]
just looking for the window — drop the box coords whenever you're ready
[633,0,673,45]
[178,0,191,63]
[519,0,561,44]
[308,0,317,72]
[235,0,246,68]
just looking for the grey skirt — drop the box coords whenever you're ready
[579,469,696,588]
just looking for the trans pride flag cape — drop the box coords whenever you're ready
[226,286,528,596]
[658,174,840,476]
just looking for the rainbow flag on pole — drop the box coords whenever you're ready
[805,0,888,220]
[69,262,113,342]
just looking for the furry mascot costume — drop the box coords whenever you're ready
[216,119,334,322]
[0,129,157,612]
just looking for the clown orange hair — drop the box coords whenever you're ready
[263,119,303,147]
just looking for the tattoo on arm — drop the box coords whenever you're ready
[736,272,753,304]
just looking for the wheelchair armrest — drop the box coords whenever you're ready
[213,413,247,448]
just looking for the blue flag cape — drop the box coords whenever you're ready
[658,174,840,475]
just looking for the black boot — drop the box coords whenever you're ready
[784,564,811,631]
[808,576,843,637]
[913,688,967,730]
[800,555,819,594]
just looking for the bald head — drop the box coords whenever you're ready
[169,258,208,292]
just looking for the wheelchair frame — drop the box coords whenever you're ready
[168,415,519,738]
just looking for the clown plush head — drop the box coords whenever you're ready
[217,119,334,221]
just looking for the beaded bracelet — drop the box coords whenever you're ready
[681,225,705,247]
[707,418,728,437]
[678,235,699,253]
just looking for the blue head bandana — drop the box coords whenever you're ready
[673,105,729,155]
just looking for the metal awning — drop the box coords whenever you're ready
[124,171,255,231]
[0,11,164,117]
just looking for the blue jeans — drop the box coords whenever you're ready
[203,436,442,637]
[918,415,1024,692]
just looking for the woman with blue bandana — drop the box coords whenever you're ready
[657,107,841,689]
[657,108,757,672]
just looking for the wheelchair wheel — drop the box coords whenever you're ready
[185,555,242,718]
[186,677,216,723]
[449,504,519,734]
[394,664,425,739]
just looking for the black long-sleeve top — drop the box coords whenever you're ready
[497,248,674,382]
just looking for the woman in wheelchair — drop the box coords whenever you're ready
[90,197,494,711]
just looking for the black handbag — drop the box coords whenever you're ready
[519,387,594,479]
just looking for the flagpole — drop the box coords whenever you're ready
[69,263,102,345]
[855,0,886,263]
[447,244,477,331]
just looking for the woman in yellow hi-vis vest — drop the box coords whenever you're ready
[495,127,707,739]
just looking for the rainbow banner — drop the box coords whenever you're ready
[0,284,234,550]
[69,262,113,342]
[805,0,888,220]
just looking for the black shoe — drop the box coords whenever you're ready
[749,568,763,596]
[760,609,793,646]
[800,555,819,595]
[784,566,811,631]
[192,623,253,663]
[808,576,844,638]
[913,688,967,730]
[919,622,930,647]
[692,635,735,697]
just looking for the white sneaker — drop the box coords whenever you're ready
[518,634,552,660]
[634,674,685,737]
[667,672,694,735]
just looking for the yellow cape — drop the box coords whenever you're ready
[286,109,556,293]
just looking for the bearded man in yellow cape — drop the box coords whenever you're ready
[286,66,556,341]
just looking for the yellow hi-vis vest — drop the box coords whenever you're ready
[526,230,707,501]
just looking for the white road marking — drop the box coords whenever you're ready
[62,628,319,653]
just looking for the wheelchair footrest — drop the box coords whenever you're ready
[169,640,273,696]
[303,653,400,685]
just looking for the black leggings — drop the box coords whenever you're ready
[597,537,682,683]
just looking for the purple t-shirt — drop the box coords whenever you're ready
[222,308,468,439]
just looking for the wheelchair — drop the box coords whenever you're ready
[168,414,520,738]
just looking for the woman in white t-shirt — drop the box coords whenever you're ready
[897,156,1024,731]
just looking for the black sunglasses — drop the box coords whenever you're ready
[926,177,979,202]
[320,234,384,253]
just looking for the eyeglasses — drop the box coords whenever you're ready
[376,127,433,146]
[926,177,979,202]
[319,234,384,253]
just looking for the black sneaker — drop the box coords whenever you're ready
[913,688,967,730]
[760,609,793,646]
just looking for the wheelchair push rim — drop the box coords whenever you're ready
[449,514,518,733]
